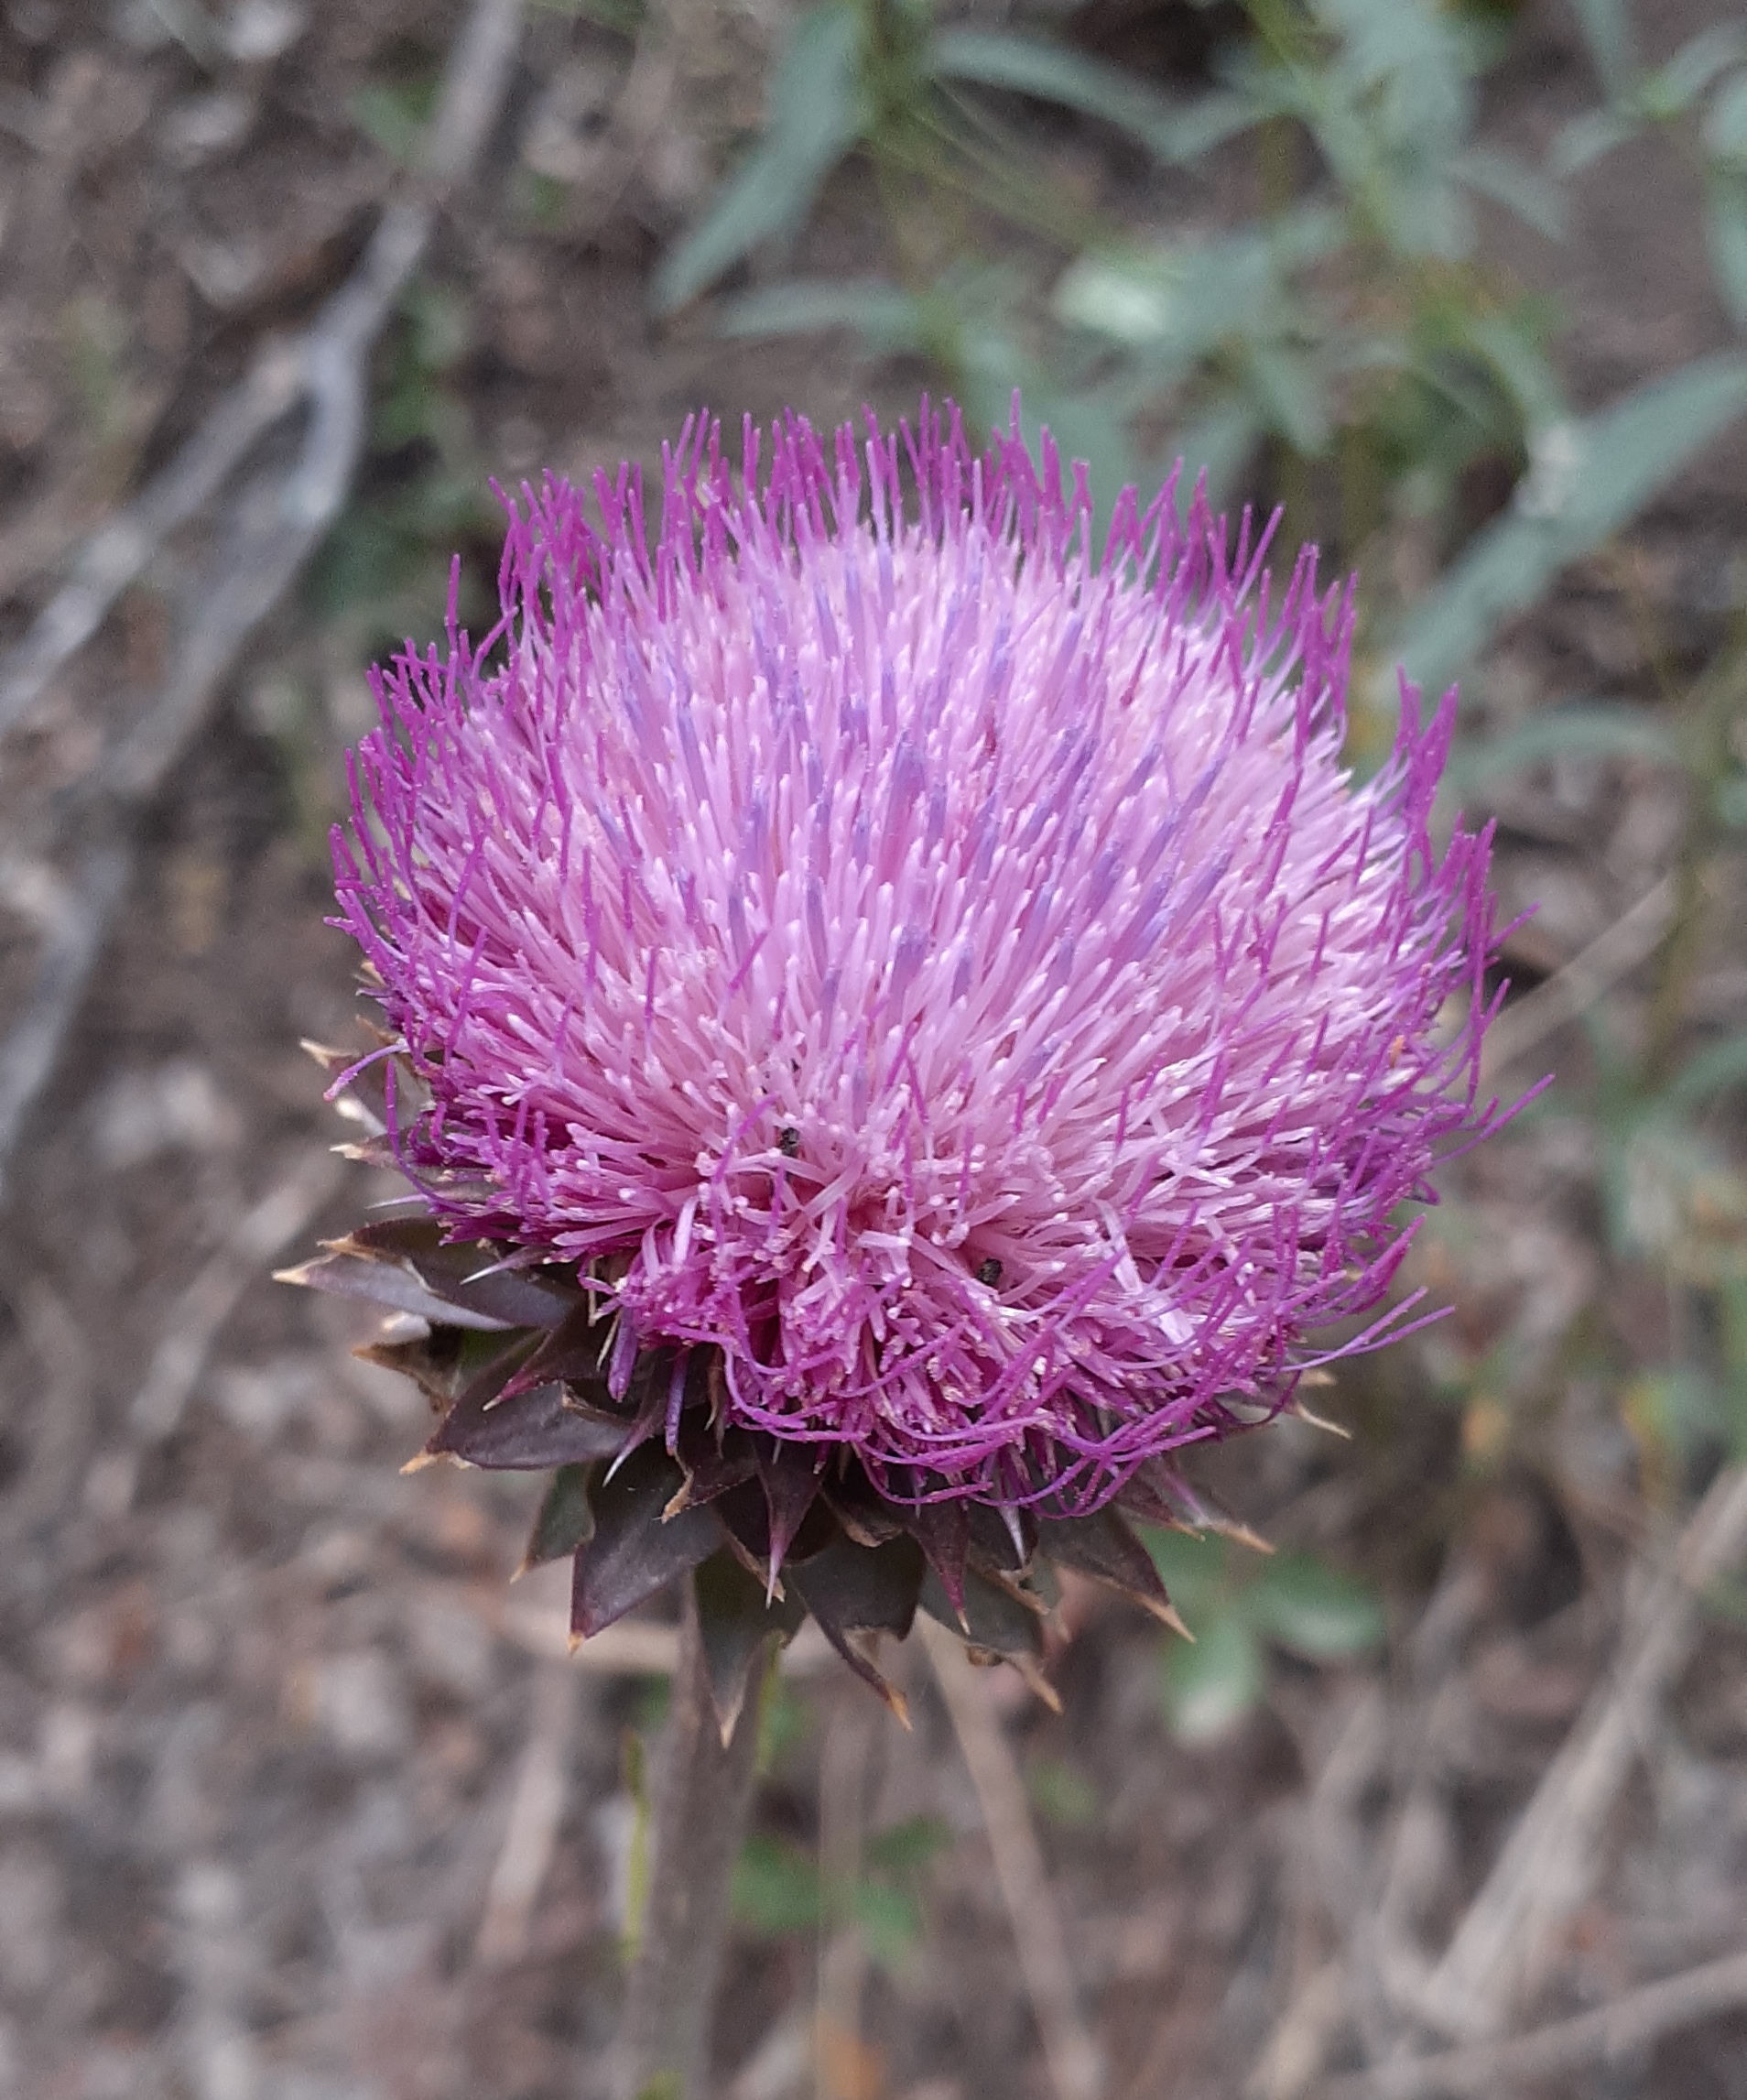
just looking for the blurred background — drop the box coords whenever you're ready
[3,0,1747,2095]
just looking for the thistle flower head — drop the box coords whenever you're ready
[333,402,1505,1516]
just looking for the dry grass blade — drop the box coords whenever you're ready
[816,1695,878,2100]
[82,1152,347,1518]
[919,1616,1103,2100]
[1321,1944,1747,2099]
[474,1662,580,1968]
[1480,875,1675,1083]
[1419,1465,1747,2037]
[0,0,526,1200]
[130,1153,345,1440]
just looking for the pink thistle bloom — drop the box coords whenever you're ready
[333,402,1509,1513]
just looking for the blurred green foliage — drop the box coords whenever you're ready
[313,0,1747,1834]
[1142,1526,1385,1743]
[732,1814,953,1968]
[656,0,1747,1562]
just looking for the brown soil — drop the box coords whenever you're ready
[2,1,1746,2097]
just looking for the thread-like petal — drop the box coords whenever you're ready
[332,401,1509,1510]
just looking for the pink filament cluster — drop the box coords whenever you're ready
[335,402,1508,1508]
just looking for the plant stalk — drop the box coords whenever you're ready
[613,1589,768,2100]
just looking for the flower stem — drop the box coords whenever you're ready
[614,1589,767,2100]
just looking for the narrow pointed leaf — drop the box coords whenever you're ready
[277,1249,517,1331]
[1387,354,1747,703]
[571,1442,724,1639]
[714,1474,840,1576]
[520,1463,598,1573]
[1037,1507,1179,1624]
[897,1496,970,1619]
[1245,1553,1386,1660]
[966,1501,1035,1575]
[509,1297,614,1398]
[821,1474,905,1548]
[788,1530,926,1639]
[917,1563,1043,1659]
[348,1224,581,1329]
[694,1550,804,1741]
[652,0,867,313]
[754,1440,822,1577]
[1123,1462,1272,1553]
[1159,1605,1264,1744]
[668,1419,759,1513]
[928,28,1220,160]
[354,1323,499,1409]
[794,1604,910,1723]
[431,1352,633,1470]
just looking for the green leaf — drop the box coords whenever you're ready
[1550,106,1638,176]
[1054,221,1338,367]
[352,79,439,164]
[1038,1507,1177,1623]
[1168,397,1264,508]
[570,1443,723,1638]
[928,28,1188,157]
[1568,0,1636,100]
[1446,702,1683,797]
[851,1879,925,1968]
[521,1464,596,1572]
[1386,354,1747,702]
[1054,251,1181,350]
[1709,71,1747,167]
[1651,27,1746,117]
[1158,1606,1264,1744]
[732,1833,821,1936]
[1026,1757,1101,1830]
[1454,147,1568,242]
[1665,1028,1747,1115]
[864,1814,953,1877]
[652,2,867,314]
[1135,1523,1229,1619]
[1461,307,1569,434]
[1705,172,1747,331]
[1245,1553,1386,1661]
[1316,0,1470,159]
[917,1563,1043,1659]
[716,277,925,353]
[1709,79,1747,321]
[694,1550,803,1741]
[1243,340,1330,456]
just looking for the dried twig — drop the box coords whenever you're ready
[0,0,526,1200]
[498,1594,837,1678]
[474,1662,580,1968]
[1320,1945,1747,2100]
[918,1616,1103,2100]
[816,1694,877,2100]
[1419,1465,1747,2037]
[129,1152,346,1445]
[1480,874,1675,1083]
[0,843,129,1196]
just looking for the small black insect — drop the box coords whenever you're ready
[777,1126,801,1158]
[975,1257,1003,1287]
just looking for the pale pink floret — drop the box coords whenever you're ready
[334,402,1508,1509]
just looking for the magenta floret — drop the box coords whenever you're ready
[332,400,1510,1509]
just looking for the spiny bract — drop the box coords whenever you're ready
[332,400,1505,1516]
